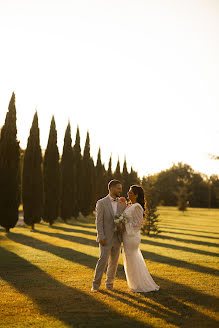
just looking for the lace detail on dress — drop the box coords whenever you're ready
[125,203,144,236]
[131,203,144,228]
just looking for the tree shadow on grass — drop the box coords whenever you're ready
[36,228,219,261]
[159,225,219,235]
[100,289,218,328]
[99,289,172,322]
[159,230,219,240]
[8,232,98,269]
[43,224,97,237]
[2,234,219,328]
[0,247,151,328]
[25,229,219,277]
[36,230,98,247]
[140,248,219,277]
[48,223,219,248]
[104,287,219,328]
[146,234,219,248]
[140,237,219,258]
[6,232,219,314]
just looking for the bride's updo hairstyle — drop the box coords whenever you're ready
[131,185,145,211]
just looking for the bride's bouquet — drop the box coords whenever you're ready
[114,213,127,231]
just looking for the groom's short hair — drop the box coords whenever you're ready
[108,179,122,190]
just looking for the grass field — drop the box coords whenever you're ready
[0,207,218,328]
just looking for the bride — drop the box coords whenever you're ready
[122,185,160,293]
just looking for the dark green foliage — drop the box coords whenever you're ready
[72,126,82,218]
[175,185,190,212]
[141,179,160,236]
[114,158,122,181]
[128,166,140,186]
[107,155,113,182]
[81,131,95,216]
[154,170,178,205]
[95,148,106,202]
[150,162,218,208]
[43,116,60,225]
[188,173,208,208]
[122,158,129,197]
[142,175,159,207]
[22,112,43,230]
[209,175,219,208]
[60,122,74,221]
[154,163,192,206]
[0,92,20,232]
[90,159,96,212]
[104,155,113,192]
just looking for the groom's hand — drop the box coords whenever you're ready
[99,239,106,246]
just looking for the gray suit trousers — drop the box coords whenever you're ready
[92,232,121,289]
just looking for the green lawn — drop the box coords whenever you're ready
[0,207,218,328]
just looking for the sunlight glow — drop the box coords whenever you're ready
[0,0,218,177]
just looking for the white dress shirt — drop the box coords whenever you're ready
[109,195,118,215]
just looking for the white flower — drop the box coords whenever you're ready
[114,213,127,225]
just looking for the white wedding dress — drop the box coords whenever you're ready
[122,203,160,292]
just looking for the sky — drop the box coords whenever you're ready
[0,0,219,178]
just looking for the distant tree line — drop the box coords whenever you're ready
[142,163,219,209]
[0,93,140,232]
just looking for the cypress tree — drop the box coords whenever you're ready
[43,116,60,225]
[81,131,95,216]
[60,122,74,222]
[22,111,43,230]
[90,157,96,212]
[107,155,113,182]
[141,182,160,236]
[0,92,20,232]
[72,126,82,218]
[122,158,129,198]
[114,158,122,181]
[128,166,140,186]
[95,147,106,202]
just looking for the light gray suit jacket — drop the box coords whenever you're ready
[95,195,126,246]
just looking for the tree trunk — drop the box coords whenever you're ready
[208,181,211,209]
[31,223,35,230]
[5,227,10,233]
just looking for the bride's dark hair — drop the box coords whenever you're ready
[131,185,145,211]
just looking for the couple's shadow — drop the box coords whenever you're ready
[99,286,218,328]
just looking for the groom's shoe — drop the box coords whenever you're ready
[91,287,99,292]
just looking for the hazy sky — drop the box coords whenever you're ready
[0,0,219,178]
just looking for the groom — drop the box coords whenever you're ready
[91,179,126,291]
